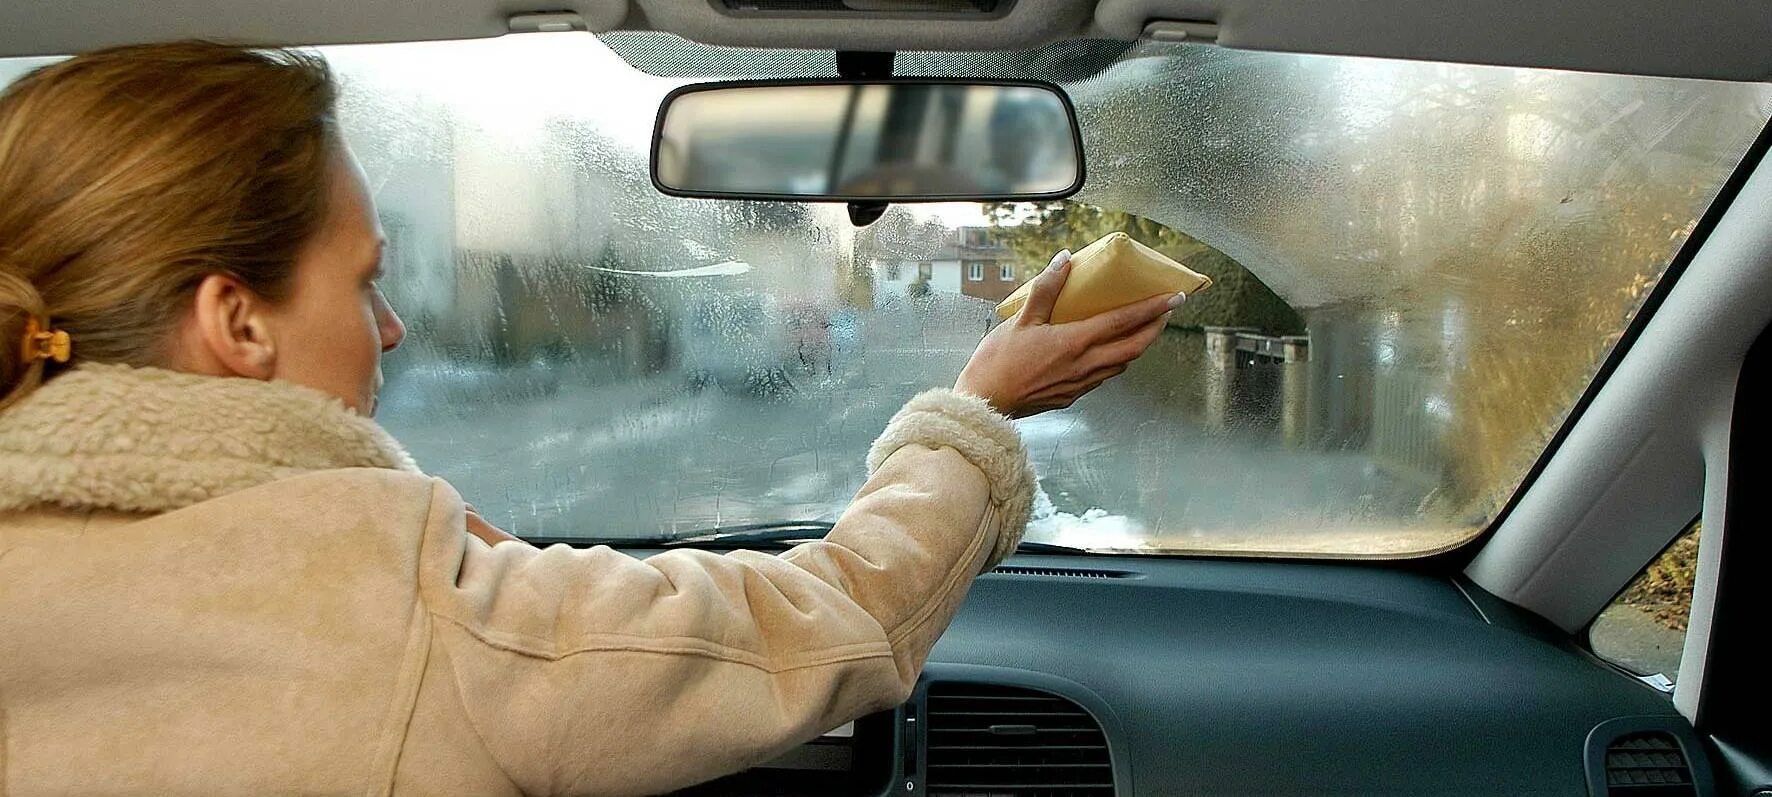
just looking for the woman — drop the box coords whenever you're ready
[0,43,1180,795]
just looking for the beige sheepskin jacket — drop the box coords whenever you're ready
[0,364,1034,796]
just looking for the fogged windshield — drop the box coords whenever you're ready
[8,36,1763,556]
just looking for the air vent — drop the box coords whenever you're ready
[990,566,1136,579]
[923,682,1113,796]
[1604,733,1695,796]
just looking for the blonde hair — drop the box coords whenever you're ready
[0,41,337,409]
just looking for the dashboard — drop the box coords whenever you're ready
[656,554,1711,796]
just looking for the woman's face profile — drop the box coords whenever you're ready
[264,145,406,415]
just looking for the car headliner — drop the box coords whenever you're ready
[1,0,1770,82]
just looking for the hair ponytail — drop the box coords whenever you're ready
[0,267,48,410]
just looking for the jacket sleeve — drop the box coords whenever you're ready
[415,388,1035,797]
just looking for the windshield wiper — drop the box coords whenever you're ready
[655,521,837,550]
[1010,540,1094,556]
[529,522,1092,556]
[529,521,836,552]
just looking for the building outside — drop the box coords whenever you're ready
[954,226,1022,303]
[869,225,1019,300]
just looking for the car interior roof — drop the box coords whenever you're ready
[2,0,1771,81]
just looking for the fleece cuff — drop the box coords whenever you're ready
[866,388,1035,566]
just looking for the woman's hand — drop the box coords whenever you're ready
[955,249,1183,419]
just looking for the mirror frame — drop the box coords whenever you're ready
[649,77,1087,203]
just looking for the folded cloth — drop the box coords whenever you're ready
[995,231,1213,324]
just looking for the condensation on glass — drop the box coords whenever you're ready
[6,36,1763,555]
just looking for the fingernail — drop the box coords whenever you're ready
[1046,249,1071,273]
[1167,291,1188,309]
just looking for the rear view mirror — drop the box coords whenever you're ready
[652,80,1084,202]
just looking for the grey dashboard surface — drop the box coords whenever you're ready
[924,554,1681,795]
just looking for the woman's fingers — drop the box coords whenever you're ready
[1016,249,1072,326]
[1078,290,1184,341]
[1080,314,1170,372]
[1033,312,1169,409]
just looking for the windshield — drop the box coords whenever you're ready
[4,36,1766,556]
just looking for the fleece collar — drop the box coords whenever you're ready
[0,363,418,514]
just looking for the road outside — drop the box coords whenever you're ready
[1587,526,1699,682]
[1590,604,1686,682]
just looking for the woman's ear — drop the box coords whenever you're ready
[185,273,279,380]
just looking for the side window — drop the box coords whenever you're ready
[1590,524,1702,685]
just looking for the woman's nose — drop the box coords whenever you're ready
[378,294,406,353]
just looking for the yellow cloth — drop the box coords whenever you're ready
[995,231,1213,323]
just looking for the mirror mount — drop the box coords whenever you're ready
[847,201,889,227]
[836,50,895,79]
[837,52,896,226]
